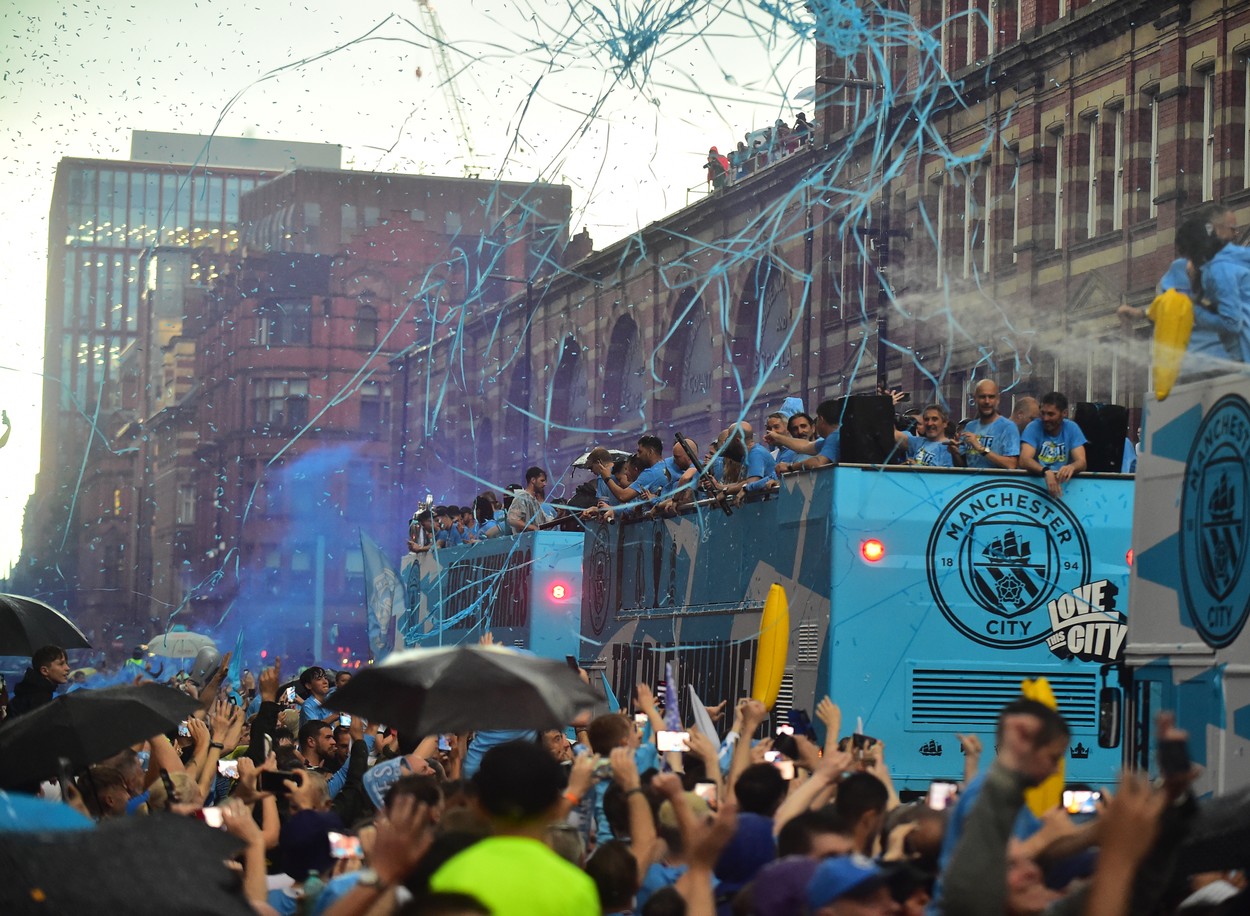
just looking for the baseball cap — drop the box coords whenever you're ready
[807,854,888,909]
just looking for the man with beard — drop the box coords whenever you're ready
[507,466,551,532]
[960,379,1020,470]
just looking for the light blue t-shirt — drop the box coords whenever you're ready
[595,477,621,506]
[1021,418,1087,470]
[814,432,839,465]
[905,434,954,467]
[742,443,778,491]
[300,689,336,727]
[775,447,800,466]
[635,456,680,499]
[1200,244,1250,364]
[961,416,1021,468]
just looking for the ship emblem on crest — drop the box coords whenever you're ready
[971,526,1045,616]
[1200,469,1245,601]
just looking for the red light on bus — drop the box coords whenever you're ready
[861,539,886,563]
[550,582,569,600]
[1126,549,1133,567]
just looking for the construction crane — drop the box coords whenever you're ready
[415,0,481,178]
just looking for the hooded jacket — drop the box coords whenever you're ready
[8,667,57,718]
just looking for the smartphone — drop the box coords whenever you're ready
[328,831,363,859]
[438,734,451,752]
[634,713,648,726]
[774,759,796,780]
[656,730,690,753]
[565,655,580,672]
[283,686,297,703]
[259,770,297,794]
[852,732,878,751]
[201,805,226,829]
[56,756,75,796]
[926,780,959,811]
[1062,789,1102,815]
[593,759,614,779]
[338,714,352,727]
[217,759,240,779]
[693,782,718,806]
[177,721,191,738]
[764,750,781,763]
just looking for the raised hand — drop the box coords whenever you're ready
[258,658,282,703]
[372,795,434,886]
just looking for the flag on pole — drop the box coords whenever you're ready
[664,661,682,732]
[687,684,719,741]
[360,529,404,661]
[226,629,244,688]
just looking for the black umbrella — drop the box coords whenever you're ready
[0,593,90,656]
[0,812,253,915]
[0,683,200,787]
[327,644,599,734]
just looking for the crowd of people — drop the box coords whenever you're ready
[1,639,1243,915]
[704,113,815,191]
[427,379,1101,544]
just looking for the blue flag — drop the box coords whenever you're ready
[664,661,682,732]
[226,629,244,688]
[360,529,404,661]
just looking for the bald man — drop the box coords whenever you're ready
[960,380,1021,470]
[1011,397,1040,434]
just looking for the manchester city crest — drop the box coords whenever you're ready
[928,481,1090,649]
[1180,395,1250,649]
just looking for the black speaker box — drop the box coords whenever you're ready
[837,395,897,464]
[1073,402,1128,472]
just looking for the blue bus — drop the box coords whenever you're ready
[400,463,1134,791]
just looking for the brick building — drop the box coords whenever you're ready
[181,169,574,661]
[19,132,340,636]
[398,0,1250,515]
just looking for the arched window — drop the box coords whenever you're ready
[732,257,792,393]
[354,302,378,348]
[602,316,646,421]
[661,289,713,413]
[550,336,585,429]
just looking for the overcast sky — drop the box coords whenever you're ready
[0,0,814,573]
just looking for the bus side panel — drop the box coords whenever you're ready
[399,531,583,659]
[830,466,1133,790]
[1127,373,1250,794]
[581,472,835,720]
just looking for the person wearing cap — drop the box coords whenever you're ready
[807,854,900,914]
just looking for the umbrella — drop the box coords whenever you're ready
[0,813,253,915]
[327,644,599,734]
[146,630,216,659]
[0,683,201,788]
[571,448,632,469]
[0,593,90,656]
[0,789,94,832]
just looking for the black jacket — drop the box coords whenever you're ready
[8,667,57,718]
